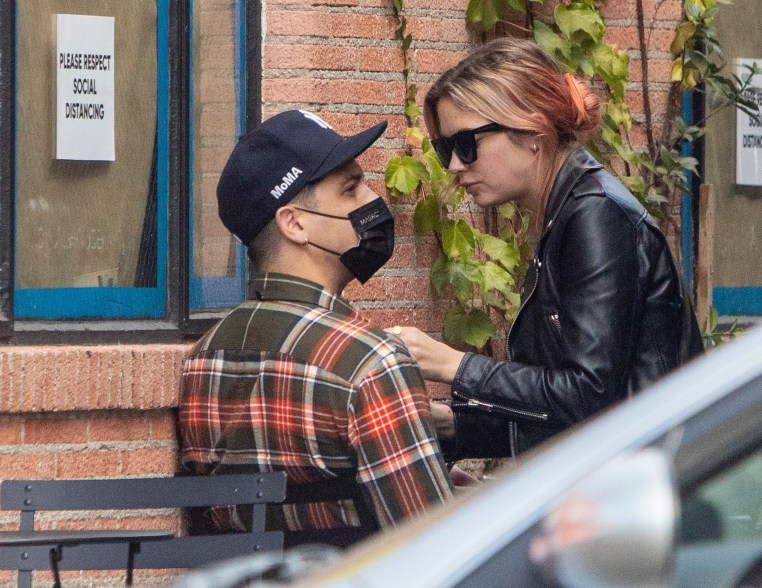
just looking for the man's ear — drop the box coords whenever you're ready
[273,206,307,246]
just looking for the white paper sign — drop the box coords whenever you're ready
[56,14,115,161]
[736,58,762,186]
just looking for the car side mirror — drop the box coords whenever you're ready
[529,448,677,588]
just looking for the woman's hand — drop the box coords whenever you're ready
[385,325,465,384]
[431,402,455,440]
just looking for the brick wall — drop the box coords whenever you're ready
[0,0,687,584]
[604,0,685,252]
[0,345,186,585]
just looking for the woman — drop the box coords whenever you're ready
[391,37,703,459]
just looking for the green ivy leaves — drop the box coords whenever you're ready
[385,156,429,196]
[466,0,531,31]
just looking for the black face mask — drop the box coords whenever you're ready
[295,198,395,283]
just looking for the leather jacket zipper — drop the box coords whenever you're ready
[506,257,542,361]
[452,390,548,422]
[547,312,562,340]
[509,421,518,459]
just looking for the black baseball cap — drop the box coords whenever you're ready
[217,110,387,246]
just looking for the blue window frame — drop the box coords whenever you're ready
[188,0,247,311]
[14,1,169,319]
[713,288,762,315]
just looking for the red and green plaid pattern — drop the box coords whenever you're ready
[179,274,452,531]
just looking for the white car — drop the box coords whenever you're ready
[177,326,762,588]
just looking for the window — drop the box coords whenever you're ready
[681,447,762,542]
[189,0,247,311]
[0,0,260,342]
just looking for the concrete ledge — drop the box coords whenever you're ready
[0,344,191,413]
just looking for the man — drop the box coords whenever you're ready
[179,110,453,536]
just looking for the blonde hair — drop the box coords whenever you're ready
[424,38,600,216]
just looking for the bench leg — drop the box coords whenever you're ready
[126,541,140,586]
[48,546,63,588]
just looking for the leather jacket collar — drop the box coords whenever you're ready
[542,148,602,233]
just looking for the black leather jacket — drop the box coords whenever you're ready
[449,148,703,458]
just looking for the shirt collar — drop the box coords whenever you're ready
[248,272,355,316]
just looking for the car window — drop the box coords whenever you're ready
[681,446,762,543]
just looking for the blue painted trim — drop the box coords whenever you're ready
[680,88,694,293]
[16,287,164,319]
[713,287,762,315]
[15,1,170,319]
[188,0,247,310]
[156,0,169,302]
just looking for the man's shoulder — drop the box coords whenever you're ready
[187,300,416,385]
[302,309,418,383]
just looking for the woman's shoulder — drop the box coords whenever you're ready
[568,166,654,229]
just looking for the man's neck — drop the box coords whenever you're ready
[263,261,350,297]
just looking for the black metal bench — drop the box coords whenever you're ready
[0,473,287,587]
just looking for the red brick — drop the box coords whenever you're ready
[360,308,419,329]
[365,177,387,196]
[358,146,396,176]
[359,46,406,73]
[643,0,683,21]
[0,453,57,479]
[406,0,468,10]
[625,88,672,118]
[121,447,180,476]
[343,276,386,301]
[88,414,147,442]
[415,238,442,266]
[389,207,415,237]
[629,58,674,84]
[385,275,434,301]
[629,121,667,150]
[359,113,407,140]
[266,44,359,71]
[267,11,333,37]
[406,17,470,43]
[331,79,406,106]
[57,450,121,478]
[263,78,334,103]
[599,0,633,20]
[0,417,22,445]
[319,112,362,136]
[412,305,452,333]
[604,26,675,53]
[25,416,88,445]
[386,241,417,269]
[415,48,468,74]
[332,14,397,39]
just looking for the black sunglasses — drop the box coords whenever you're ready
[431,122,509,167]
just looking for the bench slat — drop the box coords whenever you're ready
[0,534,284,571]
[0,474,286,511]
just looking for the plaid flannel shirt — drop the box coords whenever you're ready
[179,273,453,531]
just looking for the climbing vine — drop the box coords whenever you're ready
[386,0,756,349]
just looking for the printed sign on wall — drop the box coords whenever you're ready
[736,58,762,186]
[56,14,115,161]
